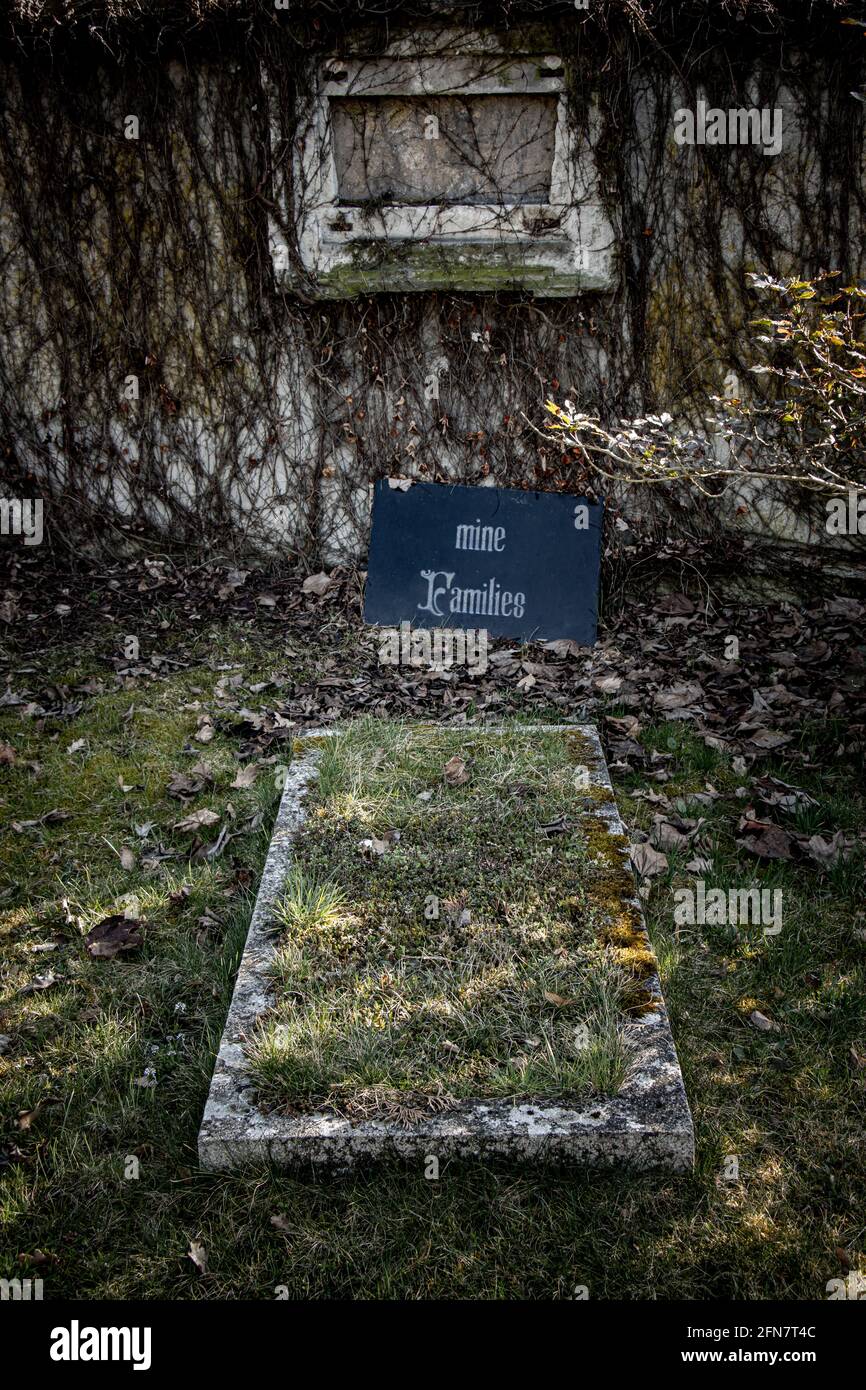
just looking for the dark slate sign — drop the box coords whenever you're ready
[364,480,602,644]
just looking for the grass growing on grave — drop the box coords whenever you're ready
[250,720,632,1116]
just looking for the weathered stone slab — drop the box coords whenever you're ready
[198,725,694,1172]
[331,94,558,205]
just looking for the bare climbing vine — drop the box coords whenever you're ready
[0,0,861,565]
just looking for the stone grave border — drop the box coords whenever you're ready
[198,724,695,1172]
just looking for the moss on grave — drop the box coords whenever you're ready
[250,719,638,1116]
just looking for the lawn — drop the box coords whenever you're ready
[251,720,631,1117]
[0,565,864,1299]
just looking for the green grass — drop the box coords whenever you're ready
[250,720,631,1115]
[1,624,864,1300]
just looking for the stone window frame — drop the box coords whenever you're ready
[267,29,615,297]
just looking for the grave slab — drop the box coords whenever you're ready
[198,725,694,1172]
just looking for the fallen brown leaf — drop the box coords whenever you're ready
[19,971,58,995]
[736,818,796,861]
[653,681,704,713]
[653,592,695,616]
[748,1009,779,1032]
[85,915,144,960]
[541,638,583,659]
[594,674,622,695]
[167,771,209,798]
[652,814,703,853]
[302,572,333,596]
[174,807,220,833]
[11,809,70,832]
[748,729,792,751]
[357,830,400,858]
[17,1098,60,1131]
[536,815,572,836]
[630,842,669,878]
[443,754,470,786]
[801,830,855,868]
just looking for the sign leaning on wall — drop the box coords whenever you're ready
[364,480,603,644]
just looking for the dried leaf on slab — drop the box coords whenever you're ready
[357,829,400,858]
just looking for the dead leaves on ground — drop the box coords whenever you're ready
[17,1098,61,1131]
[651,813,706,853]
[85,914,145,960]
[736,816,858,866]
[653,681,704,716]
[357,828,401,859]
[752,774,818,812]
[302,572,334,597]
[748,729,792,751]
[736,817,797,861]
[626,762,858,878]
[167,763,213,799]
[18,970,58,995]
[11,808,70,832]
[443,754,470,786]
[748,1009,780,1032]
[173,807,220,834]
[630,842,669,878]
[541,638,584,659]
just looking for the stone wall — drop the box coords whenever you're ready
[0,2,863,566]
